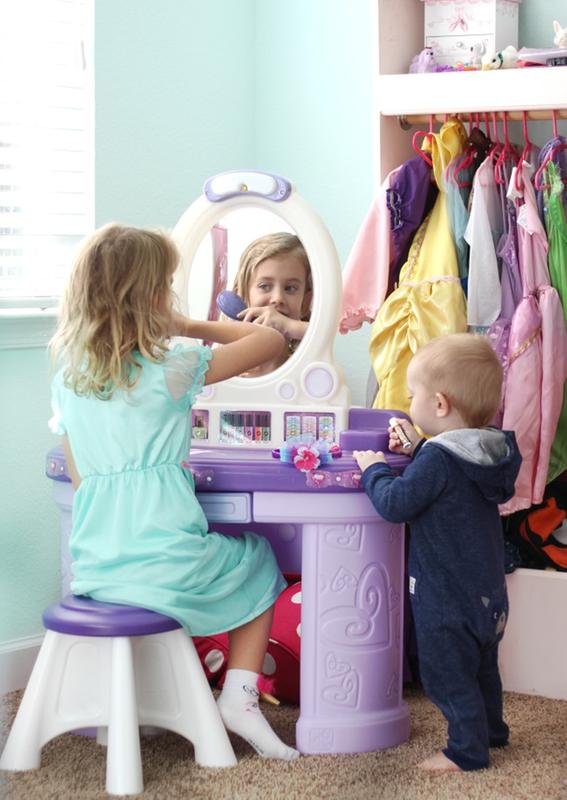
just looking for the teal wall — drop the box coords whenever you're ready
[95,0,256,227]
[0,0,563,646]
[254,0,375,402]
[0,348,60,641]
[519,0,567,47]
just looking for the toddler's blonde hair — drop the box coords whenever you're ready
[411,333,503,427]
[233,232,312,320]
[50,223,179,398]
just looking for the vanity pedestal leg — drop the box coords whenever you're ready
[296,516,411,755]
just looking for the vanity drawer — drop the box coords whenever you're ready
[197,492,252,524]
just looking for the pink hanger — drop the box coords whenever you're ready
[412,114,435,167]
[534,110,565,191]
[452,111,476,188]
[494,112,519,185]
[514,111,535,192]
[489,111,503,162]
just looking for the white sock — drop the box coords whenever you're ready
[217,669,299,760]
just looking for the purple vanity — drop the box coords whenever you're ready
[46,169,413,756]
[47,407,411,755]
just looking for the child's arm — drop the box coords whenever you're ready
[169,313,286,384]
[237,306,308,341]
[355,447,449,523]
[62,435,82,489]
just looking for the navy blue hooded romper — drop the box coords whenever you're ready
[361,427,522,770]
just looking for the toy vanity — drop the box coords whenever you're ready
[47,170,411,755]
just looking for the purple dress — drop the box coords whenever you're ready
[386,156,437,292]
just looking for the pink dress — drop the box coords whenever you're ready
[500,165,567,515]
[339,168,399,333]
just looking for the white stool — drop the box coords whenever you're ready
[0,595,236,796]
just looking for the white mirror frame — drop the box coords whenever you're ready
[171,173,350,448]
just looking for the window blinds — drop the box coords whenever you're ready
[0,0,93,305]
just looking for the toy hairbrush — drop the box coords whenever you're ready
[216,289,247,320]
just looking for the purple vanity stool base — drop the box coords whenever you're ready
[43,595,181,738]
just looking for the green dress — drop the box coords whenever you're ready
[544,162,567,483]
[50,342,286,635]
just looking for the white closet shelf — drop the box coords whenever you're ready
[377,66,567,117]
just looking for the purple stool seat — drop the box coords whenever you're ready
[43,594,182,637]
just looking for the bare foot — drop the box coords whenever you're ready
[418,751,462,772]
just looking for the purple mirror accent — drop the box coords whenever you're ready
[216,290,247,320]
[204,170,292,203]
[43,594,181,637]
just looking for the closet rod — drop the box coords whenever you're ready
[397,110,567,127]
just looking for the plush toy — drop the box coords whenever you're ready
[409,47,437,73]
[469,41,486,68]
[553,20,567,49]
[482,45,518,70]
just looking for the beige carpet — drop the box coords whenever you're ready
[1,686,566,800]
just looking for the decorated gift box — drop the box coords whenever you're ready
[420,0,521,66]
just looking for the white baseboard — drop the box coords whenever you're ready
[0,634,44,696]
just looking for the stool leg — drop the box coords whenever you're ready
[170,631,237,768]
[0,631,61,770]
[106,637,143,796]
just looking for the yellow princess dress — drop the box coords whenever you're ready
[369,118,468,414]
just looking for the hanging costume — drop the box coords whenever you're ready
[369,118,468,415]
[544,162,567,483]
[500,164,567,514]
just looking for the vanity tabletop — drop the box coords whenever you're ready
[187,446,409,494]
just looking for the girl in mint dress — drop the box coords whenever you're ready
[49,223,298,760]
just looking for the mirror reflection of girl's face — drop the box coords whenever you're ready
[247,254,311,320]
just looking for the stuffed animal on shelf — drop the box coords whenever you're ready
[553,20,567,49]
[469,41,486,68]
[409,47,437,73]
[482,45,518,70]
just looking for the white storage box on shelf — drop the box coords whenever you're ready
[374,0,567,702]
[420,0,521,66]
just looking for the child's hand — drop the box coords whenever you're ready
[388,417,420,456]
[238,305,304,340]
[353,450,386,472]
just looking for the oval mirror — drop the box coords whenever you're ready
[186,207,312,377]
[171,170,350,449]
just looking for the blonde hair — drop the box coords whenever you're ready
[233,232,312,321]
[411,333,503,427]
[50,223,179,398]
